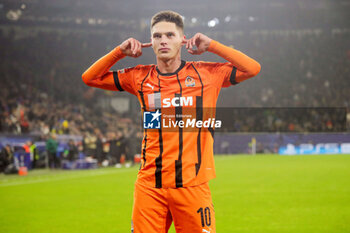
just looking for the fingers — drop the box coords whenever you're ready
[186,38,191,49]
[186,33,200,50]
[134,51,143,58]
[191,34,197,48]
[134,41,141,57]
[129,40,142,57]
[186,33,201,55]
[187,48,201,55]
[130,39,135,54]
[132,41,152,57]
[133,42,140,56]
[122,38,151,58]
[141,42,152,48]
[187,40,192,49]
[185,33,211,56]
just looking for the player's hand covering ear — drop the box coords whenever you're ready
[120,38,152,58]
[185,33,212,55]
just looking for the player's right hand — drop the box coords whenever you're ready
[120,38,152,58]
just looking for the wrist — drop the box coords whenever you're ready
[205,39,213,51]
[112,46,127,59]
[207,40,219,53]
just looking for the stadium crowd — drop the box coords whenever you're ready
[0,2,349,170]
[0,74,142,170]
[1,27,349,135]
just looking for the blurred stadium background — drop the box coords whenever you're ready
[0,0,350,232]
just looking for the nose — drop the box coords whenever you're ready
[160,35,168,45]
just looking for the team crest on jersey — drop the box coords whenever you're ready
[185,76,195,87]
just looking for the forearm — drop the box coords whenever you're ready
[82,46,125,83]
[208,40,261,77]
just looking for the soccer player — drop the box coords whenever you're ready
[82,10,260,233]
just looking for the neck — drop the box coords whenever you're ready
[156,56,182,74]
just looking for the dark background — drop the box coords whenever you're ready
[1,0,349,134]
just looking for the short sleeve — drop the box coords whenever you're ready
[218,63,238,88]
[113,67,138,96]
[209,62,238,88]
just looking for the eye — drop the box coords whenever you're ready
[154,34,161,38]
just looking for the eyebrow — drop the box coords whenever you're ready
[152,31,175,36]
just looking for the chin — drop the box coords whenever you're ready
[158,54,173,61]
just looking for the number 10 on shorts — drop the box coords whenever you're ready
[197,207,211,227]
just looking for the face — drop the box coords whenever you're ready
[151,21,185,61]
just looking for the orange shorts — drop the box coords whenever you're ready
[131,181,216,233]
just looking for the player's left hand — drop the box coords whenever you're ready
[184,33,212,55]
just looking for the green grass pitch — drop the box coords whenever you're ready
[1,154,350,233]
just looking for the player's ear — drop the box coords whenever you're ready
[181,35,187,45]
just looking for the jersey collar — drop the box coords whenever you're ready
[156,60,186,76]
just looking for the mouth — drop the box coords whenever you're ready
[159,48,170,52]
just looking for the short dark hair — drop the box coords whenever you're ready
[151,11,184,33]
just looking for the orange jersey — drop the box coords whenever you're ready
[82,40,261,188]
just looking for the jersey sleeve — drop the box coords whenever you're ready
[112,67,138,96]
[82,46,138,93]
[207,40,261,88]
[206,61,260,89]
[213,62,239,88]
[194,62,238,89]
